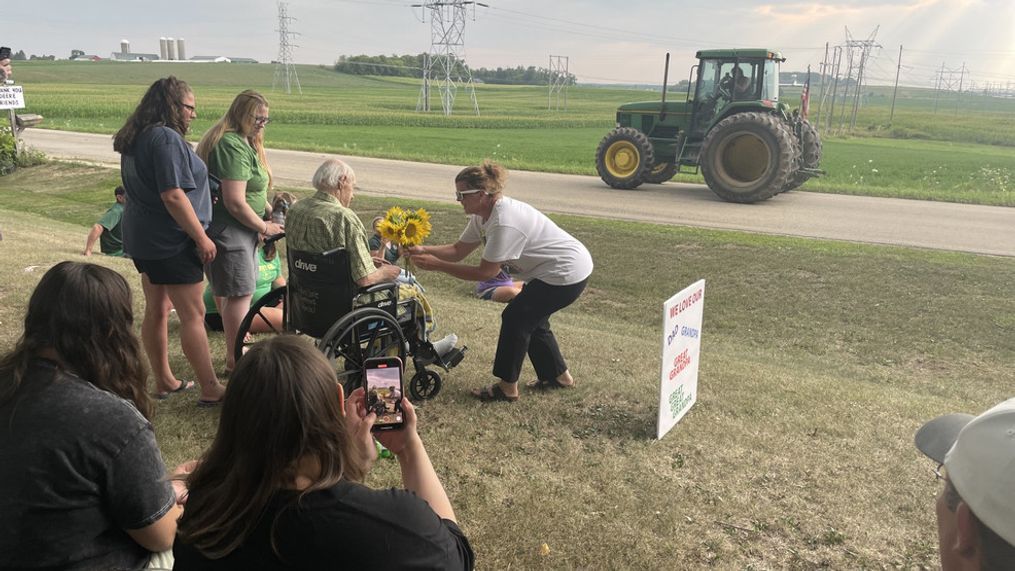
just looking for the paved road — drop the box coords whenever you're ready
[22,129,1015,257]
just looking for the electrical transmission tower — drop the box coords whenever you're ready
[413,1,486,116]
[548,55,569,111]
[823,26,879,132]
[273,1,302,95]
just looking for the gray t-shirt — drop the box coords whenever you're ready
[120,125,212,260]
[0,359,174,570]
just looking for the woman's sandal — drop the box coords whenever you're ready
[472,384,519,403]
[525,377,576,390]
[154,380,194,400]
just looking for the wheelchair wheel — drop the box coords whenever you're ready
[318,307,407,396]
[409,369,442,401]
[233,286,289,364]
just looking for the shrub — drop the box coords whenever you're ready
[0,125,47,176]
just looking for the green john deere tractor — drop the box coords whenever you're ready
[595,49,822,203]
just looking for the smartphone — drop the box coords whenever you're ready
[363,356,405,431]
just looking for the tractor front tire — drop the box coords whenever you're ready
[644,161,678,184]
[782,119,822,192]
[700,112,797,203]
[595,127,654,190]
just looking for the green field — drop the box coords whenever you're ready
[12,60,1015,206]
[1,163,1013,567]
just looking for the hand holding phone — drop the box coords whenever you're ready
[363,357,405,431]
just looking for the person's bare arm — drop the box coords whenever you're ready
[82,224,103,256]
[407,240,478,263]
[124,503,181,553]
[412,255,501,282]
[220,179,282,236]
[355,262,402,287]
[160,188,216,263]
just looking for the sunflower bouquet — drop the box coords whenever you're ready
[377,206,432,270]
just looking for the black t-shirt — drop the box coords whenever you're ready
[0,359,174,570]
[120,125,212,260]
[173,481,475,570]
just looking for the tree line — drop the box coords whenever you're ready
[334,54,576,86]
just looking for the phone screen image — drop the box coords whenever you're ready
[365,364,404,429]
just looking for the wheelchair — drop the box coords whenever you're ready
[232,235,467,401]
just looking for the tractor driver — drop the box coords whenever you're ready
[732,67,752,99]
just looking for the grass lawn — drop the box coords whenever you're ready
[1,162,1012,567]
[12,60,1015,206]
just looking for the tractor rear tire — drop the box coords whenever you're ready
[700,112,797,203]
[644,161,678,184]
[783,119,822,192]
[595,127,654,189]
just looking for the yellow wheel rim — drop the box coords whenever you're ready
[604,140,641,179]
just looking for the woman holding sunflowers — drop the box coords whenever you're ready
[408,160,593,403]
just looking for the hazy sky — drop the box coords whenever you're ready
[6,0,1015,87]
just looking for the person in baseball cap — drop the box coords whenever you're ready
[914,398,1015,570]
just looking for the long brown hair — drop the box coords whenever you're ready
[113,76,192,155]
[177,335,369,558]
[196,90,274,189]
[0,261,152,419]
[455,159,508,196]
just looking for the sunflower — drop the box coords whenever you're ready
[377,218,403,243]
[401,218,427,247]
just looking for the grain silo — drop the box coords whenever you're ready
[166,37,176,60]
[159,37,168,60]
[176,38,186,61]
[120,39,130,55]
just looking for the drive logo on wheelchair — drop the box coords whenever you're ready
[293,259,318,272]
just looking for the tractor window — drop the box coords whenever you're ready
[695,60,721,101]
[762,59,780,101]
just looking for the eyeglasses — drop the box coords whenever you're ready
[254,116,271,125]
[180,103,196,113]
[934,463,947,482]
[455,189,484,201]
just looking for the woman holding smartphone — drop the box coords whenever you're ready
[407,160,593,403]
[173,336,474,569]
[114,76,225,405]
[197,90,283,375]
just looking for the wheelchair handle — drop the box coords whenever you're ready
[264,232,286,246]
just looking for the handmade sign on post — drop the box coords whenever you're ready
[657,279,705,440]
[0,85,25,110]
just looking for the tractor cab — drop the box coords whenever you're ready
[688,50,784,138]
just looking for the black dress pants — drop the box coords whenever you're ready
[492,277,588,384]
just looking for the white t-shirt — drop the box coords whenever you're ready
[459,197,593,286]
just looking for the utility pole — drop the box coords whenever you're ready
[548,55,569,111]
[272,1,302,95]
[816,42,830,119]
[889,45,902,122]
[413,1,487,116]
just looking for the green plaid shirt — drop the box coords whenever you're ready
[284,191,375,282]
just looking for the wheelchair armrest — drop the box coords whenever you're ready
[359,281,399,297]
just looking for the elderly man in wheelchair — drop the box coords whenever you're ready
[233,159,465,400]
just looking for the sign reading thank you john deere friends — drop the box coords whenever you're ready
[0,85,25,110]
[657,279,704,440]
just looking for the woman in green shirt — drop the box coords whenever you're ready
[197,90,284,373]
